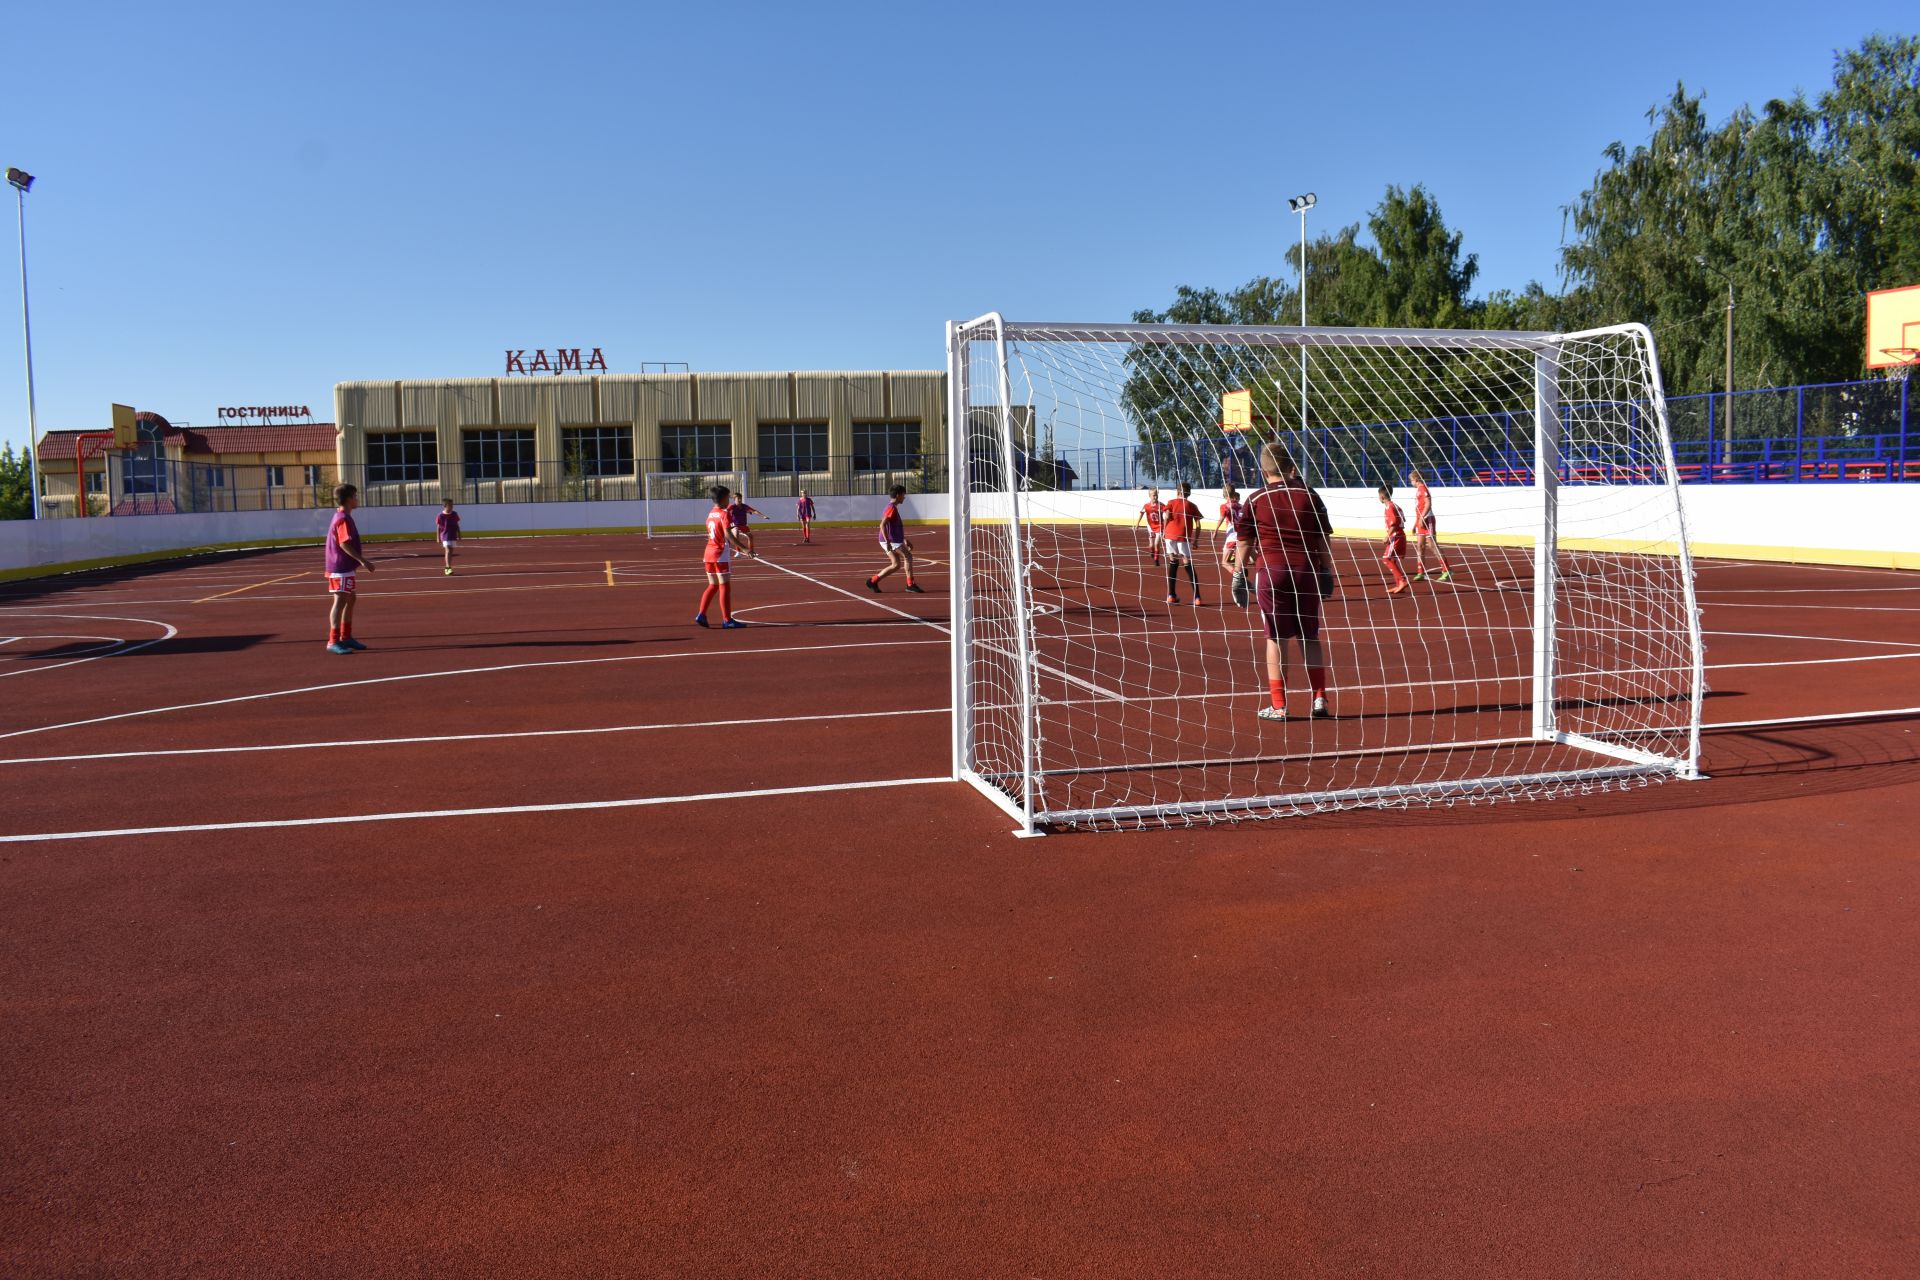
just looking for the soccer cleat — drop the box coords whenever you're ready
[905,583,925,593]
[326,642,353,655]
[1387,582,1409,596]
[865,578,881,593]
[1411,571,1427,582]
[1311,696,1331,719]
[1435,570,1453,582]
[1257,704,1287,721]
[342,637,367,651]
[1166,594,1179,604]
[444,566,453,576]
[694,613,709,628]
[1192,596,1204,606]
[721,619,746,629]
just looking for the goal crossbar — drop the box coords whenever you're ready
[642,470,748,538]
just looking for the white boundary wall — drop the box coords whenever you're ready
[1,487,1915,575]
[0,494,952,575]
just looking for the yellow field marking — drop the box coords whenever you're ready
[194,571,309,604]
[605,560,616,587]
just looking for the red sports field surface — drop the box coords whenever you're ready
[2,525,1916,1277]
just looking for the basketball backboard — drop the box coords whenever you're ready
[1220,388,1265,433]
[1866,283,1920,369]
[111,403,138,448]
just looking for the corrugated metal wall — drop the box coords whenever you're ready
[336,372,947,485]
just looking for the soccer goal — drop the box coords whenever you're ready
[643,470,748,538]
[946,315,1705,834]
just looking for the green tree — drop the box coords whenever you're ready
[0,443,35,520]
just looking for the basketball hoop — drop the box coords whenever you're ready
[1880,347,1918,381]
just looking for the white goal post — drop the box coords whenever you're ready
[643,470,749,538]
[946,315,1705,834]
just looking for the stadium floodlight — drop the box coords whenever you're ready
[946,314,1704,834]
[1286,192,1316,213]
[9,165,41,519]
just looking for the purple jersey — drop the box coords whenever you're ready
[728,504,748,528]
[880,502,905,545]
[436,510,460,540]
[325,509,362,574]
[796,497,816,520]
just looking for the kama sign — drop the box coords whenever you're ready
[219,405,313,421]
[506,348,609,376]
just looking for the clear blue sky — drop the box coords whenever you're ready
[0,0,1896,450]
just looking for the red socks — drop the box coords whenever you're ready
[327,626,338,645]
[717,581,732,622]
[1307,667,1329,699]
[1269,679,1286,711]
[698,584,717,615]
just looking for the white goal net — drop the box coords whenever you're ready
[643,470,749,538]
[946,316,1705,833]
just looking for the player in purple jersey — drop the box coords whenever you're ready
[435,499,461,575]
[795,490,816,544]
[727,494,765,557]
[865,485,923,593]
[324,484,376,654]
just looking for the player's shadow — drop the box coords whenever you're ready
[145,634,276,655]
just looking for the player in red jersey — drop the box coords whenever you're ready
[1136,487,1165,565]
[1217,482,1248,606]
[1378,484,1411,595]
[795,489,817,544]
[1234,445,1335,720]
[1406,469,1452,582]
[696,486,748,629]
[865,485,924,593]
[1161,482,1205,605]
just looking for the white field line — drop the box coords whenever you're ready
[754,552,1123,702]
[0,638,944,742]
[0,775,954,845]
[1711,630,1920,650]
[0,707,947,767]
[0,613,179,681]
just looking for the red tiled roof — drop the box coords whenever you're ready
[181,424,338,454]
[38,423,336,462]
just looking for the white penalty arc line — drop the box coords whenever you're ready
[0,707,948,767]
[0,775,955,844]
[0,637,944,743]
[0,613,179,680]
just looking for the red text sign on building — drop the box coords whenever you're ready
[218,405,314,421]
[505,348,609,376]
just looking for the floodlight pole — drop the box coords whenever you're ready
[1696,257,1734,466]
[1288,192,1316,464]
[9,168,41,520]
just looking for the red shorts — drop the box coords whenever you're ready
[1255,567,1321,642]
[1384,535,1407,559]
[1414,514,1436,536]
[703,556,730,576]
[326,573,356,595]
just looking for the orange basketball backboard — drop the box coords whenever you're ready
[1220,389,1256,432]
[1866,283,1920,368]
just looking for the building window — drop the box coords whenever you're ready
[757,422,828,474]
[561,426,634,478]
[853,422,921,470]
[206,466,228,489]
[464,429,537,480]
[305,464,325,487]
[85,470,106,494]
[366,432,439,484]
[123,444,169,494]
[658,424,732,474]
[265,465,285,487]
